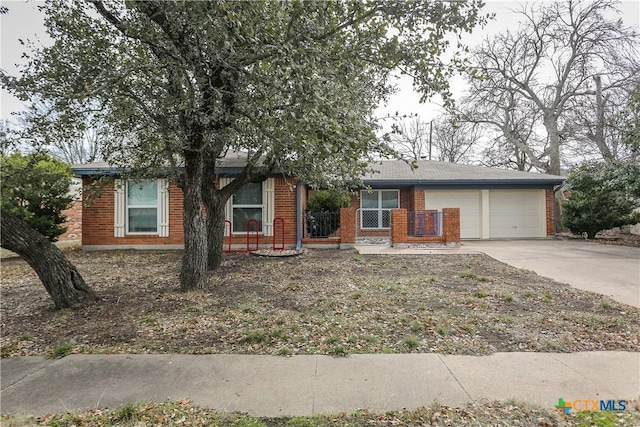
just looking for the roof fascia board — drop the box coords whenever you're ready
[73,166,285,177]
[363,179,564,189]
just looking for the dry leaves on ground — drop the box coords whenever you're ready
[1,249,639,358]
[3,399,640,427]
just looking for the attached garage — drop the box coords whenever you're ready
[425,188,548,239]
[489,190,546,238]
[359,159,564,240]
[425,190,481,239]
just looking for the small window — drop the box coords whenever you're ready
[232,182,262,232]
[127,180,158,233]
[360,189,399,228]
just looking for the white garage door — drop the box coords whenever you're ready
[489,190,545,238]
[425,190,481,239]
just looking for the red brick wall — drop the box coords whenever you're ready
[59,199,82,241]
[82,179,185,246]
[546,188,555,236]
[391,209,409,244]
[82,177,298,248]
[442,208,460,243]
[390,207,461,245]
[275,177,297,244]
[340,207,356,244]
[410,188,425,211]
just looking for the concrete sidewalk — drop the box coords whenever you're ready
[2,352,638,417]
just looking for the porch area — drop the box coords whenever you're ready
[302,207,461,249]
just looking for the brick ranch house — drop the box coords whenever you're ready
[72,157,565,250]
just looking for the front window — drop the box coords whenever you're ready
[233,182,263,232]
[127,180,158,233]
[360,189,399,228]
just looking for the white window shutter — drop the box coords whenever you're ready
[263,178,275,236]
[158,179,169,237]
[114,179,125,237]
[219,177,233,236]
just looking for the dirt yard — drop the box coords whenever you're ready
[1,249,638,358]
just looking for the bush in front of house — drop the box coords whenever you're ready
[0,152,74,241]
[306,189,351,237]
[562,160,640,239]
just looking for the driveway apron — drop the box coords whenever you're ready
[462,239,640,308]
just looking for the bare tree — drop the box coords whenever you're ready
[391,116,431,160]
[456,76,549,171]
[566,72,640,161]
[461,0,639,174]
[432,117,479,164]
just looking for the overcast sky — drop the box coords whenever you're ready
[1,0,639,125]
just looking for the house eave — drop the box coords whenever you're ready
[72,166,282,177]
[362,179,565,189]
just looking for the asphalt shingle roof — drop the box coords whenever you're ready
[363,160,565,184]
[73,157,565,185]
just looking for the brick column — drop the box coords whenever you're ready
[391,208,408,246]
[545,188,555,236]
[410,187,425,211]
[442,208,460,244]
[339,207,355,249]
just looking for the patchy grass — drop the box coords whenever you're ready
[49,341,73,359]
[2,399,639,426]
[1,250,639,357]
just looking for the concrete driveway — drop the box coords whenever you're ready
[462,239,640,308]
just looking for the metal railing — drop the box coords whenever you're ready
[409,211,442,237]
[305,211,340,238]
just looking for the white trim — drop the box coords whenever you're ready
[360,189,399,229]
[158,178,169,237]
[219,177,233,236]
[125,179,160,235]
[481,190,490,239]
[114,179,125,237]
[263,178,275,237]
[231,181,264,233]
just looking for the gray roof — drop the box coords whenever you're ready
[72,152,260,176]
[73,157,565,187]
[363,160,564,186]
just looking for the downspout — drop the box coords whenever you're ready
[296,183,303,250]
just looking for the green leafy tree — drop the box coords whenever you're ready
[562,160,640,239]
[0,151,95,309]
[2,1,487,290]
[1,152,73,241]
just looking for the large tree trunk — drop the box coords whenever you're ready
[0,208,96,309]
[180,148,208,291]
[593,76,613,160]
[543,114,562,175]
[203,190,227,270]
[202,154,232,270]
